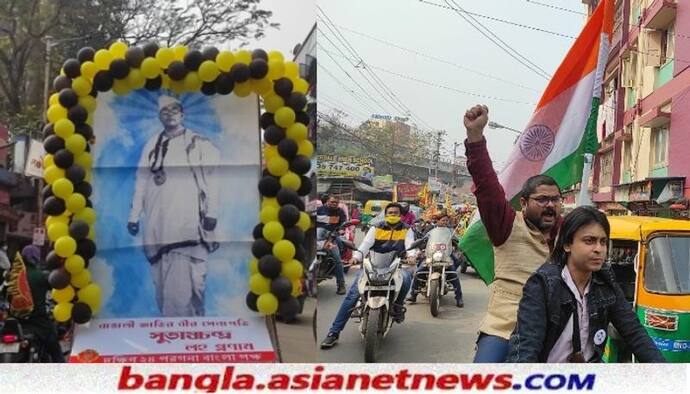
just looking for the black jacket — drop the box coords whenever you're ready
[507,261,665,363]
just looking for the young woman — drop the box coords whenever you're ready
[507,206,665,363]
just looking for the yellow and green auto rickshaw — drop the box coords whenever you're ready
[603,215,690,363]
[361,200,391,227]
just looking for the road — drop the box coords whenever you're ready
[316,229,490,363]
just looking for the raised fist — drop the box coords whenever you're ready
[464,104,489,143]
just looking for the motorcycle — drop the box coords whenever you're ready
[308,220,359,293]
[0,318,49,363]
[351,239,423,363]
[411,225,460,317]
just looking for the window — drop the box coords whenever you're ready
[651,127,669,167]
[644,236,690,295]
[599,150,613,187]
[623,139,632,176]
[661,23,676,65]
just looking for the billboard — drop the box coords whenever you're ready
[316,155,374,177]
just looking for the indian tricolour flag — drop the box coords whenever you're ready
[459,0,614,284]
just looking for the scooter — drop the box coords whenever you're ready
[308,220,359,294]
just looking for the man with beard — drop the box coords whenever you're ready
[316,194,348,294]
[463,104,563,362]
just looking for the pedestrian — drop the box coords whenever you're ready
[464,104,564,362]
[507,206,665,363]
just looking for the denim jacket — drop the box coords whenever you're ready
[507,261,665,363]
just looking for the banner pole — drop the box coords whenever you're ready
[265,315,283,363]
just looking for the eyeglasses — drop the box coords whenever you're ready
[529,196,563,206]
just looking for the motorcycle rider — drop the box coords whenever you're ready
[316,194,348,295]
[408,212,464,307]
[320,202,417,349]
[400,202,416,226]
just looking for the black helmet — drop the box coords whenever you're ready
[399,202,410,215]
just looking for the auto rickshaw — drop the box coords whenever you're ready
[602,215,690,363]
[361,200,391,228]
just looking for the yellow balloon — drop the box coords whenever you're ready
[273,240,296,262]
[47,105,68,123]
[74,207,96,225]
[216,51,235,72]
[266,156,289,177]
[109,41,128,59]
[263,94,284,113]
[140,57,162,79]
[291,279,302,297]
[235,50,252,65]
[94,49,114,70]
[52,178,74,199]
[262,221,285,244]
[249,258,259,275]
[161,74,171,89]
[280,172,301,191]
[46,214,69,228]
[65,134,87,154]
[260,206,279,224]
[66,193,86,213]
[80,61,98,80]
[294,78,309,94]
[268,50,285,63]
[252,78,273,95]
[65,255,86,275]
[55,236,77,258]
[234,81,253,97]
[77,283,101,310]
[52,286,75,304]
[264,144,278,160]
[126,68,146,90]
[183,72,202,91]
[261,197,279,210]
[267,60,285,80]
[112,78,130,95]
[70,269,91,289]
[88,227,96,241]
[284,61,299,78]
[43,154,55,169]
[198,60,220,82]
[54,118,75,139]
[72,77,92,97]
[44,166,65,184]
[155,48,175,68]
[74,152,93,169]
[48,222,69,242]
[53,302,73,322]
[173,45,188,61]
[78,95,97,113]
[274,107,296,128]
[286,123,308,141]
[297,139,314,157]
[297,212,311,232]
[86,113,94,126]
[169,79,185,94]
[49,93,60,106]
[249,273,271,295]
[257,293,278,315]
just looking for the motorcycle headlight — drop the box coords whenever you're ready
[433,251,443,262]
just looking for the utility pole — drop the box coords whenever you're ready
[434,131,443,179]
[452,142,459,188]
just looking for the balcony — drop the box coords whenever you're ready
[654,60,674,90]
[642,0,677,30]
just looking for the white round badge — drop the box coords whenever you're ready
[594,329,607,345]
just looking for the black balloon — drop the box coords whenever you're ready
[45,251,62,271]
[63,58,81,79]
[125,46,145,68]
[289,155,311,175]
[68,105,88,125]
[273,78,294,98]
[258,255,282,279]
[66,165,86,184]
[167,61,187,81]
[249,59,268,79]
[144,76,163,91]
[295,245,307,263]
[202,47,219,61]
[277,138,298,160]
[229,63,250,83]
[183,49,204,71]
[53,149,75,169]
[263,125,285,145]
[93,71,114,91]
[252,223,265,240]
[53,75,71,92]
[294,198,306,212]
[286,92,307,112]
[279,205,301,227]
[215,73,234,95]
[42,184,54,201]
[251,49,269,61]
[109,59,130,79]
[44,135,65,155]
[278,297,301,319]
[296,111,310,126]
[48,269,71,290]
[76,124,93,140]
[77,47,95,63]
[69,220,90,241]
[260,112,275,130]
[270,277,293,301]
[258,175,281,197]
[72,302,92,324]
[297,176,312,197]
[89,86,98,97]
[200,81,216,96]
[251,238,273,259]
[276,189,301,207]
[44,197,66,216]
[74,182,92,198]
[142,42,159,57]
[58,89,79,108]
[246,292,259,312]
[43,123,54,138]
[77,239,97,260]
[283,226,305,246]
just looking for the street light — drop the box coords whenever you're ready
[488,121,522,144]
